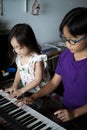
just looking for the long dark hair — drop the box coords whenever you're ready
[59,7,87,37]
[8,23,41,64]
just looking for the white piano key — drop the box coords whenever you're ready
[26,119,41,128]
[22,116,35,125]
[16,112,29,120]
[17,114,32,123]
[0,100,11,108]
[9,109,25,118]
[32,123,45,130]
[8,107,20,115]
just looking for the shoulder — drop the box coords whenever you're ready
[32,53,47,61]
[61,48,70,56]
[59,48,71,59]
[16,55,20,64]
[58,49,72,65]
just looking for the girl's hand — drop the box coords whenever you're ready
[54,109,74,122]
[5,86,16,94]
[10,89,23,98]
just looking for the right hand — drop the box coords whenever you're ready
[4,86,16,95]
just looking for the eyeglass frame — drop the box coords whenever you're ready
[60,34,87,45]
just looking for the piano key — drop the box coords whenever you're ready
[27,121,42,129]
[12,111,26,119]
[9,108,24,116]
[29,122,46,130]
[16,113,31,121]
[40,123,55,130]
[1,102,16,110]
[0,100,12,108]
[41,127,52,130]
[22,117,37,127]
[8,107,20,115]
[33,124,45,130]
[15,112,30,120]
[17,114,32,123]
[22,116,35,126]
[5,105,19,113]
[0,96,6,100]
[9,109,26,118]
[0,99,9,105]
[26,119,40,128]
[0,95,3,99]
[34,123,46,130]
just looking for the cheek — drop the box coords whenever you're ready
[23,50,29,55]
[76,42,87,51]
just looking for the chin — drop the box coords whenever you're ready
[69,49,76,53]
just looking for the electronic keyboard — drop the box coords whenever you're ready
[0,89,66,130]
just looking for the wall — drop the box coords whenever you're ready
[0,0,87,44]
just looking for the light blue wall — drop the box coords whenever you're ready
[0,0,87,44]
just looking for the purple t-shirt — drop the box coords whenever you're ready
[55,49,87,109]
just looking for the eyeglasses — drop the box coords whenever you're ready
[60,34,87,45]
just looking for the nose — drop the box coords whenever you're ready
[14,49,20,55]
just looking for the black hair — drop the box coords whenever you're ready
[8,23,41,64]
[59,7,87,37]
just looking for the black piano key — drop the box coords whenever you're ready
[28,121,42,129]
[17,114,31,123]
[0,101,11,108]
[0,95,5,99]
[23,118,37,126]
[9,109,24,116]
[33,123,46,130]
[0,97,7,101]
[17,113,31,121]
[22,116,35,126]
[0,95,3,98]
[1,102,15,110]
[45,128,52,130]
[5,105,19,113]
[10,109,26,118]
[1,102,13,108]
[0,107,28,130]
[0,99,9,105]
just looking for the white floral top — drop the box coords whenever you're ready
[16,53,50,93]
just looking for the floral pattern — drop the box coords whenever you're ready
[16,53,50,93]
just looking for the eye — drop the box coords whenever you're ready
[69,40,76,45]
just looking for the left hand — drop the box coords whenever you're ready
[54,109,74,122]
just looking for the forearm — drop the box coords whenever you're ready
[31,80,58,100]
[30,74,62,100]
[73,104,87,118]
[20,78,42,94]
[12,70,21,88]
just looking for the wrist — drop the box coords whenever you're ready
[72,109,79,118]
[11,85,17,89]
[31,93,39,101]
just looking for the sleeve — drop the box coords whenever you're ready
[33,54,48,69]
[15,56,19,65]
[55,53,63,76]
[55,49,68,76]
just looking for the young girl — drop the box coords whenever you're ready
[17,7,87,123]
[5,23,50,98]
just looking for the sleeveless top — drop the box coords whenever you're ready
[16,53,50,93]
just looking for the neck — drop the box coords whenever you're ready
[74,48,87,61]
